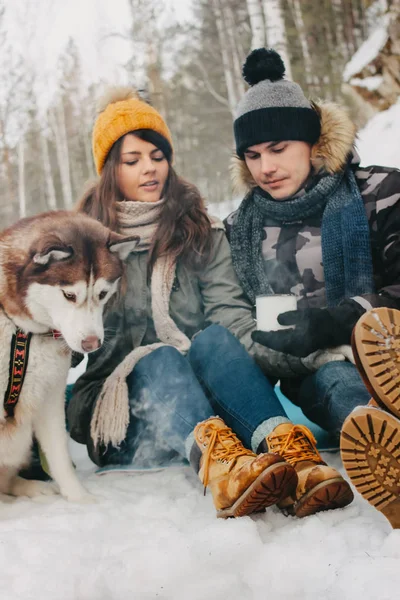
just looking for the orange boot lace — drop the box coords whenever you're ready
[267,425,323,467]
[195,421,254,490]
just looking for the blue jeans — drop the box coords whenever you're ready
[101,324,288,467]
[294,361,371,437]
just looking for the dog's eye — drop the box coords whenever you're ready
[99,291,108,301]
[63,291,76,302]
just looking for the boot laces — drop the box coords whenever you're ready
[267,425,322,467]
[198,423,254,489]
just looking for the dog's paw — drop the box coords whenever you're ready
[10,478,59,498]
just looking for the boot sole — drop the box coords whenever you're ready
[217,461,297,519]
[340,406,400,528]
[287,477,354,518]
[353,307,400,419]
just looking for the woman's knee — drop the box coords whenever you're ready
[127,346,190,394]
[132,346,187,382]
[190,324,237,359]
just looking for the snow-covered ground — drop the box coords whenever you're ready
[2,441,399,600]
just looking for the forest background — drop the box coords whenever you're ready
[0,0,399,226]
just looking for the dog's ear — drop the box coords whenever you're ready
[33,246,73,265]
[108,233,140,261]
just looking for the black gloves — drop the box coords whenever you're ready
[251,300,365,357]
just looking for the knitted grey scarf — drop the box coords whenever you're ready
[230,168,375,307]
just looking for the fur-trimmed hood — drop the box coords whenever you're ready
[230,101,357,195]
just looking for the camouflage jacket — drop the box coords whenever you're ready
[225,162,400,312]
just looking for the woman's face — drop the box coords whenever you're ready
[117,133,169,203]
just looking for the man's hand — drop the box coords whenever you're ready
[251,301,365,357]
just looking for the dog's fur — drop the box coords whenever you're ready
[0,210,138,502]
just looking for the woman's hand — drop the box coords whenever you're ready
[251,301,365,357]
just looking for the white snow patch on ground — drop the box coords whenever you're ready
[1,442,399,600]
[357,100,400,168]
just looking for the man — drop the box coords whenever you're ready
[225,47,400,528]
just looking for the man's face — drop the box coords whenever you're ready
[244,140,312,200]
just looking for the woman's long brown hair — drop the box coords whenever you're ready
[76,130,213,271]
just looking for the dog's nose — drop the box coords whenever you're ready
[81,335,101,353]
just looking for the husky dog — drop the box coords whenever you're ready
[0,210,138,502]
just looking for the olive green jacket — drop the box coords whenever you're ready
[68,229,311,444]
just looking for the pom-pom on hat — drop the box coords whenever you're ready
[234,48,321,158]
[92,86,173,175]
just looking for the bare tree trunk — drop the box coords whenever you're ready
[18,137,26,218]
[344,0,357,54]
[221,3,246,97]
[147,40,167,116]
[211,0,241,115]
[246,0,266,49]
[57,100,73,208]
[262,0,292,79]
[0,120,15,203]
[83,133,95,180]
[332,0,351,62]
[40,133,57,210]
[194,59,231,109]
[288,0,313,85]
[322,11,336,101]
[49,100,73,209]
[81,98,96,180]
[352,0,367,46]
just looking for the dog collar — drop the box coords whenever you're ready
[4,328,32,418]
[3,328,63,419]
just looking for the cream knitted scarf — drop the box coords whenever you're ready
[115,197,165,251]
[91,199,191,448]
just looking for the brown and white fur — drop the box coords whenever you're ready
[0,210,138,502]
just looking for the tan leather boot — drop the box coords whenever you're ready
[341,406,400,529]
[192,417,297,518]
[350,307,400,418]
[340,307,400,528]
[266,423,353,518]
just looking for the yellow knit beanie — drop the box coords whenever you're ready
[92,87,173,175]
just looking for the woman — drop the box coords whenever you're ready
[68,87,352,518]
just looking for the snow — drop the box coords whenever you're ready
[349,75,383,91]
[343,15,390,82]
[357,100,400,169]
[1,441,399,600]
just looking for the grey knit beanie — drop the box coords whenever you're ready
[234,48,321,158]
